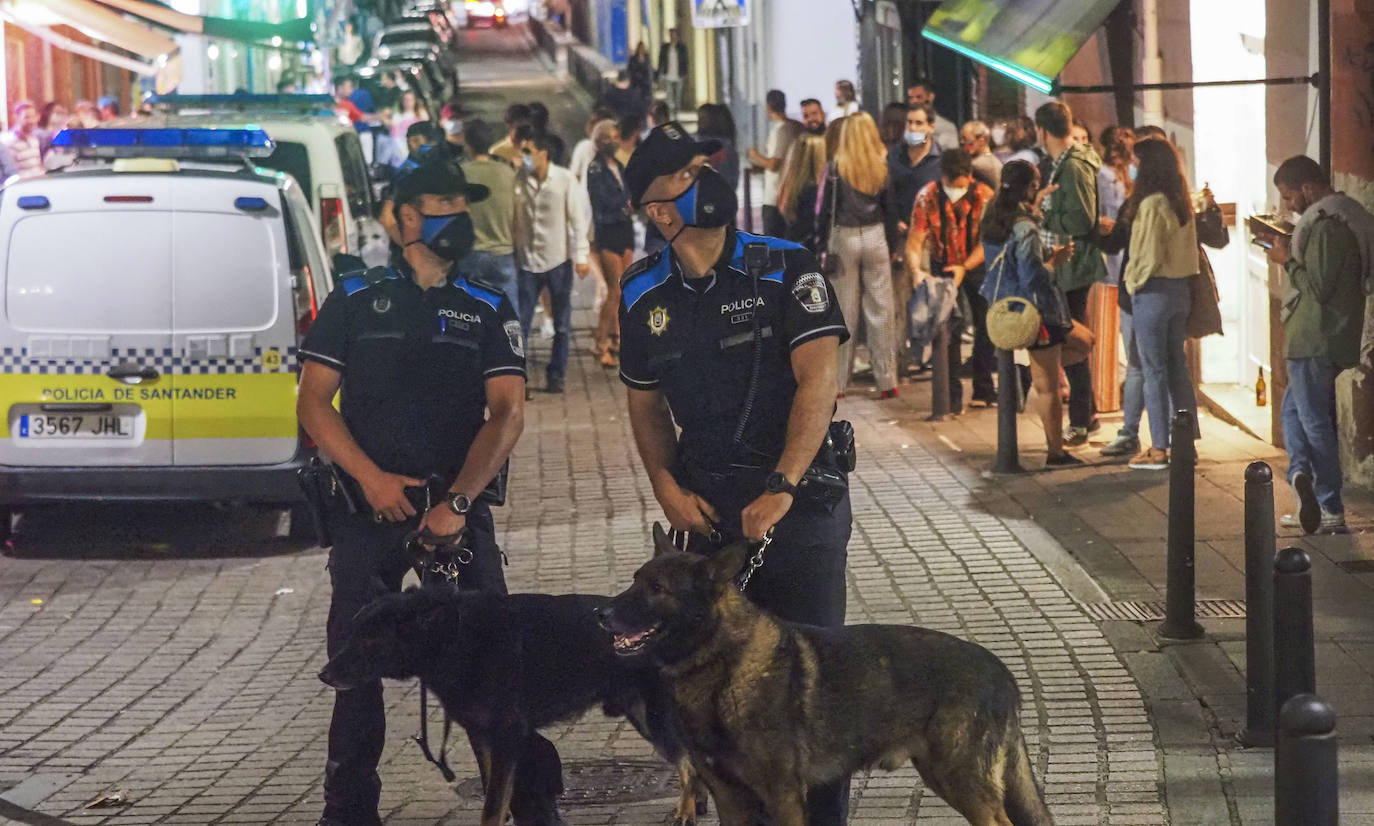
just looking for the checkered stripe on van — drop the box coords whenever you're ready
[1,347,299,376]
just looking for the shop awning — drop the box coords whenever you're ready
[0,0,177,62]
[90,0,315,45]
[920,0,1122,94]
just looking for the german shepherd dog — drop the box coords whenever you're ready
[597,524,1055,826]
[318,586,705,826]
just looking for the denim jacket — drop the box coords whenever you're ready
[979,217,1071,331]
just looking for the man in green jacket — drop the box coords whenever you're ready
[1267,155,1369,534]
[1035,101,1106,444]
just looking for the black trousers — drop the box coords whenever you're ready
[321,498,562,826]
[677,463,852,826]
[960,269,996,400]
[1064,285,1096,428]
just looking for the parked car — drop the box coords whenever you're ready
[0,127,341,542]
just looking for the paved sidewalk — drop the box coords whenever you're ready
[869,361,1374,825]
[0,322,1169,825]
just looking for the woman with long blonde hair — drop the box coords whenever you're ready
[816,112,901,398]
[775,131,827,238]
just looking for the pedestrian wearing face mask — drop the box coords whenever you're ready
[619,122,854,826]
[296,158,561,826]
[513,131,592,393]
[887,102,943,226]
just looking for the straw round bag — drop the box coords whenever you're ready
[983,244,1042,350]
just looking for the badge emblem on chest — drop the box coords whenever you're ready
[372,296,392,314]
[648,306,671,336]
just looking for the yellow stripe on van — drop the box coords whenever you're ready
[0,374,174,439]
[173,373,298,439]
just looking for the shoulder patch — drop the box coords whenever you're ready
[453,276,503,311]
[621,251,673,311]
[340,266,401,296]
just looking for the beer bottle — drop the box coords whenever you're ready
[1256,366,1267,407]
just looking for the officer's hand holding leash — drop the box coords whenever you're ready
[417,502,466,550]
[653,474,721,539]
[741,482,793,542]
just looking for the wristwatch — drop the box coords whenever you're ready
[446,492,472,515]
[764,471,796,496]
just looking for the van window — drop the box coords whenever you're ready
[171,210,280,332]
[261,141,314,206]
[6,213,172,332]
[335,132,374,217]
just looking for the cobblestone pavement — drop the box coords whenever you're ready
[0,321,1166,826]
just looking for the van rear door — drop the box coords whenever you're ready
[168,176,299,466]
[0,176,176,467]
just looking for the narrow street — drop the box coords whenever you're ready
[1,21,1370,826]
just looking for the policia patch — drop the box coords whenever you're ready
[792,272,830,314]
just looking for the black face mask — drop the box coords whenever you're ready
[419,212,476,262]
[651,166,737,232]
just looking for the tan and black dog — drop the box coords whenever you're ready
[597,524,1055,826]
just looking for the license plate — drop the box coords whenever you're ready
[18,413,136,439]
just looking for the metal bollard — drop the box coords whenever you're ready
[741,168,754,233]
[992,349,1024,473]
[926,320,951,421]
[1274,547,1317,717]
[1159,410,1203,639]
[1241,461,1277,746]
[1276,693,1339,826]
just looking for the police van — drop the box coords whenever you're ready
[0,127,334,542]
[143,96,389,267]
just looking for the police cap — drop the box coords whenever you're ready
[624,122,721,208]
[392,155,490,205]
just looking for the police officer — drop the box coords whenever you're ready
[618,123,854,826]
[297,159,561,826]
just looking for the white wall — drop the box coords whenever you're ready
[762,0,858,122]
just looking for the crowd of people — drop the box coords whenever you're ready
[0,97,121,179]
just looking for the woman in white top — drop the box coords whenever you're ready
[388,91,427,143]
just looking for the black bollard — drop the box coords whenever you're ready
[927,320,950,421]
[1159,410,1203,639]
[741,168,754,233]
[1241,461,1277,747]
[992,349,1024,473]
[1274,547,1317,718]
[1276,693,1339,826]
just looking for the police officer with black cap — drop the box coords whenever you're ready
[298,159,562,826]
[618,123,855,825]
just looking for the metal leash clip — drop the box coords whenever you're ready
[737,528,773,592]
[404,527,473,586]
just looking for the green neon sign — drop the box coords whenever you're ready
[920,29,1056,94]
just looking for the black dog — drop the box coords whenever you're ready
[319,586,700,826]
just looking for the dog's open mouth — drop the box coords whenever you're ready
[611,623,662,654]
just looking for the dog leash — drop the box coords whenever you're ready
[736,529,773,592]
[404,519,473,783]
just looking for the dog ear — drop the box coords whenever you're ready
[651,522,675,558]
[707,541,752,586]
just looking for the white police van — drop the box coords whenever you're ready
[0,127,335,541]
[143,95,390,267]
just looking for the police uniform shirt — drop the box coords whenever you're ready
[618,227,849,469]
[299,264,525,479]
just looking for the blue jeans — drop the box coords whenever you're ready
[517,261,573,383]
[460,249,521,321]
[1282,357,1344,514]
[1132,278,1196,449]
[1118,309,1147,438]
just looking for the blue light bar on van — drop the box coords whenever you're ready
[50,128,276,160]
